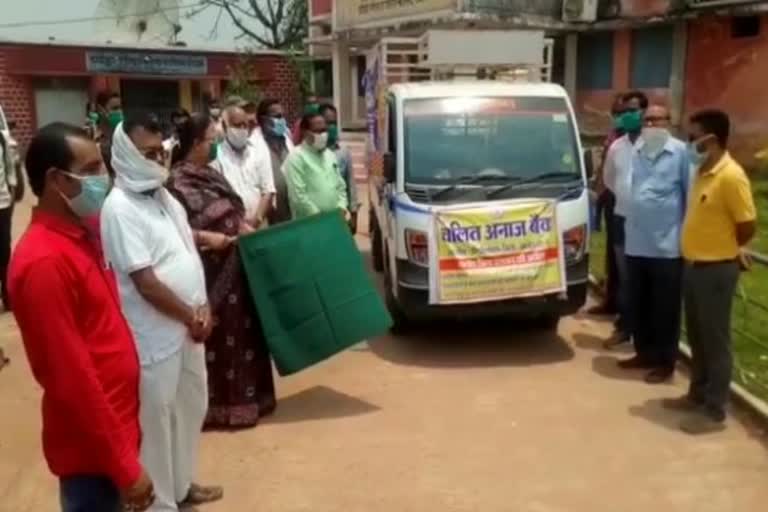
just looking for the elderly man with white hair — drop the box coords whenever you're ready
[212,105,275,229]
[100,113,223,512]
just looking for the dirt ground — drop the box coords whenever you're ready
[2,198,768,512]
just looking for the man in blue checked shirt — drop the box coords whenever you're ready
[617,105,692,384]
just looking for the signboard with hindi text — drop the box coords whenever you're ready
[335,0,456,29]
[428,201,566,305]
[86,51,208,76]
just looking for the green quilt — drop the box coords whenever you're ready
[238,211,392,376]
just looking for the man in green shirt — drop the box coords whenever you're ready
[283,113,350,221]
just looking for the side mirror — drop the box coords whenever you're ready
[383,152,395,183]
[583,148,594,181]
[7,120,17,131]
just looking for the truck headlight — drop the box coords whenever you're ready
[563,224,587,265]
[405,229,429,267]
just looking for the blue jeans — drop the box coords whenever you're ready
[60,475,121,512]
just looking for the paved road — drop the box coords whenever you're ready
[2,201,768,512]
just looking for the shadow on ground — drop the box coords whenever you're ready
[591,354,652,383]
[368,320,575,369]
[358,240,575,369]
[266,386,379,424]
[573,331,635,355]
[628,398,690,433]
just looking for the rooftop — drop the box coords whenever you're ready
[389,81,568,99]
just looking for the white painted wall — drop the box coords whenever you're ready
[0,0,245,50]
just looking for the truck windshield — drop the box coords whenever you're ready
[403,97,581,186]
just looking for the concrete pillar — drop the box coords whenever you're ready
[613,29,631,91]
[350,56,359,123]
[332,40,351,130]
[564,33,578,101]
[179,80,193,111]
[669,20,688,127]
[107,76,121,94]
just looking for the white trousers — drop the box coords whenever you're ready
[139,342,208,512]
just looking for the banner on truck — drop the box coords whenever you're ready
[336,0,455,29]
[428,201,566,305]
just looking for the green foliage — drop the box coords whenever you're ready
[287,53,314,102]
[224,52,263,104]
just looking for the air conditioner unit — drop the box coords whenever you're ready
[563,0,599,22]
[688,0,756,7]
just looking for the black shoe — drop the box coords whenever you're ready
[617,356,655,370]
[680,413,727,435]
[603,332,632,350]
[661,395,702,412]
[645,367,675,384]
[587,303,617,316]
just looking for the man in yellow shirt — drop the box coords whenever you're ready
[664,110,757,435]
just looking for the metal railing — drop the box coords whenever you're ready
[589,236,768,402]
[728,248,768,399]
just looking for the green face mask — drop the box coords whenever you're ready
[208,141,219,162]
[620,110,642,133]
[328,124,339,148]
[304,103,320,115]
[88,112,100,124]
[107,110,124,130]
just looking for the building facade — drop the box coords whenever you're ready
[310,0,768,166]
[0,41,301,149]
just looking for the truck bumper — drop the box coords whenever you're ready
[394,257,589,320]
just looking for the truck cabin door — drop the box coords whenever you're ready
[382,96,398,243]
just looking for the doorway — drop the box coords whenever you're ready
[121,79,180,127]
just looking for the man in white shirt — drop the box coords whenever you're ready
[101,114,222,512]
[212,105,275,228]
[0,130,18,312]
[602,91,648,349]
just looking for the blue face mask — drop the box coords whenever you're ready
[60,172,111,218]
[687,142,709,168]
[269,117,288,137]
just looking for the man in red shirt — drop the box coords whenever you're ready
[9,123,154,512]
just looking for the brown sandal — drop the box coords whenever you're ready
[180,483,223,506]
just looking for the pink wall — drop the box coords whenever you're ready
[575,28,671,135]
[685,15,768,166]
[618,0,672,17]
[311,0,332,17]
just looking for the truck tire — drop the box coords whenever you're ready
[536,313,561,331]
[371,209,384,273]
[384,260,410,334]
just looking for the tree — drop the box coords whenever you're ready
[195,0,308,50]
[224,52,263,104]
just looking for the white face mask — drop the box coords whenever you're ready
[641,127,670,158]
[310,131,328,152]
[226,127,250,149]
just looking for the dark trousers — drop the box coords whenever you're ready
[684,261,739,420]
[613,215,632,336]
[0,205,12,309]
[628,256,683,368]
[599,190,619,312]
[60,475,121,512]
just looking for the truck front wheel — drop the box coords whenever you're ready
[383,260,410,334]
[370,209,384,273]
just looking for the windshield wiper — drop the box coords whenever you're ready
[487,172,582,199]
[431,174,514,201]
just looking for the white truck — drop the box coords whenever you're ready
[365,31,590,331]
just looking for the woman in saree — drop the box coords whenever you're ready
[166,113,276,429]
